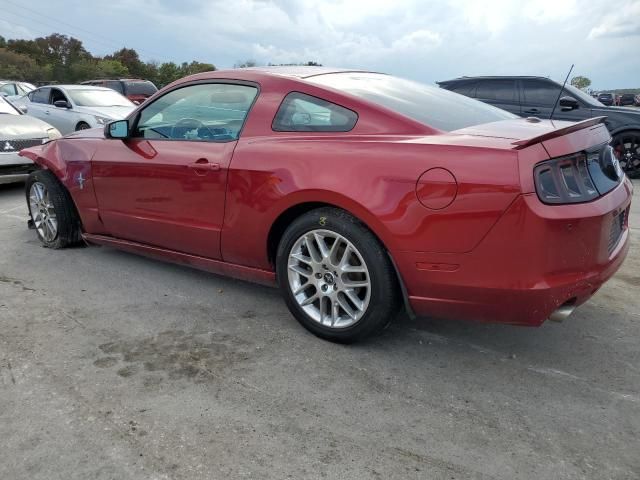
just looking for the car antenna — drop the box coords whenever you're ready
[550,64,574,121]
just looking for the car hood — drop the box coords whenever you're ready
[73,105,135,119]
[0,114,57,139]
[590,105,640,116]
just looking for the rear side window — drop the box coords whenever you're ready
[125,81,157,96]
[448,82,478,97]
[106,81,124,94]
[30,88,50,104]
[476,80,516,102]
[272,92,357,132]
[0,84,17,95]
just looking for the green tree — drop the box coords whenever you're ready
[0,48,44,81]
[156,62,182,87]
[180,61,215,76]
[234,59,257,68]
[106,48,147,77]
[570,76,591,90]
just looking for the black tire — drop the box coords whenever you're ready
[276,207,400,343]
[76,122,90,131]
[25,170,82,249]
[611,130,640,179]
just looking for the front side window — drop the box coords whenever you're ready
[272,92,358,132]
[134,83,258,141]
[50,88,69,105]
[521,80,562,106]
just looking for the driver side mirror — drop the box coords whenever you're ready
[53,99,71,109]
[106,119,129,139]
[559,96,579,111]
[17,104,28,114]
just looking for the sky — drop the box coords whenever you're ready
[1,0,639,89]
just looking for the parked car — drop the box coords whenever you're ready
[437,76,640,177]
[13,85,135,135]
[619,93,636,106]
[0,96,61,184]
[20,68,631,343]
[80,78,158,104]
[596,92,615,106]
[0,80,36,101]
[635,94,640,107]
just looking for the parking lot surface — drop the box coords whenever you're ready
[1,181,639,480]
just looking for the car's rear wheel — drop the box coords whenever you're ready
[26,170,82,249]
[76,122,90,131]
[276,207,400,343]
[612,130,640,178]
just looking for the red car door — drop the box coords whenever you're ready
[91,82,259,259]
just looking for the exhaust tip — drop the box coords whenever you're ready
[549,301,576,322]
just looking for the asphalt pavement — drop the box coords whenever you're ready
[1,181,639,480]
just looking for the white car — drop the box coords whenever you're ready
[13,85,135,135]
[0,96,61,184]
[0,80,36,102]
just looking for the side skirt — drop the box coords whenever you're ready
[82,234,277,287]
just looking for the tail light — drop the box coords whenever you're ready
[534,145,623,205]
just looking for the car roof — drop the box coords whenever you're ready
[81,78,150,82]
[437,75,552,84]
[236,66,378,79]
[36,84,115,91]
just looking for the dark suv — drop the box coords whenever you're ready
[438,76,640,177]
[596,92,615,106]
[619,94,636,107]
[80,78,157,104]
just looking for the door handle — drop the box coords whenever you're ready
[523,108,540,114]
[44,110,50,115]
[188,159,220,171]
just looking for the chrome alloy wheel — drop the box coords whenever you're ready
[287,229,371,328]
[29,181,58,242]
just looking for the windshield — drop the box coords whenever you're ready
[308,72,517,131]
[0,96,20,115]
[67,89,134,107]
[563,84,604,106]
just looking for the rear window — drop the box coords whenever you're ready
[273,92,357,132]
[308,72,516,132]
[125,81,157,96]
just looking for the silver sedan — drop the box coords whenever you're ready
[12,85,135,135]
[0,97,61,185]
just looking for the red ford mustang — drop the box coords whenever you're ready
[20,67,632,343]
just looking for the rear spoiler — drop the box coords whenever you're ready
[511,116,607,150]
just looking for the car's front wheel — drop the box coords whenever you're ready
[276,207,400,343]
[76,122,91,131]
[26,170,82,249]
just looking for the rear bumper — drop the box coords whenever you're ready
[397,178,633,326]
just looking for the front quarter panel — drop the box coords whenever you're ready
[21,138,105,234]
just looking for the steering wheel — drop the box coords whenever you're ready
[171,117,205,139]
